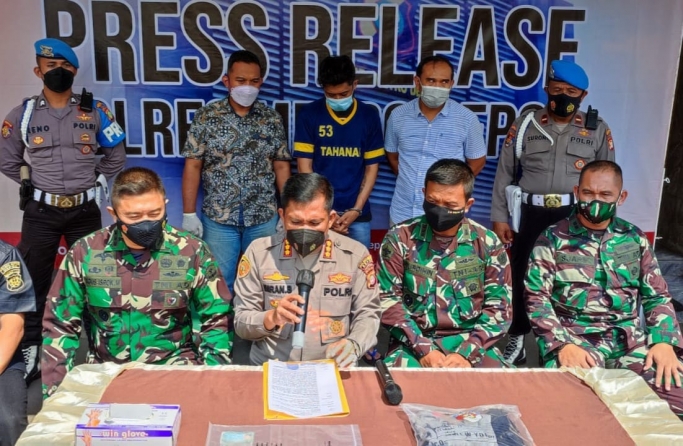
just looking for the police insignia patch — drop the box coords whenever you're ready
[97,102,116,122]
[1,120,12,138]
[358,255,376,289]
[80,133,91,142]
[329,320,344,335]
[77,114,92,121]
[33,136,44,145]
[81,145,92,155]
[328,272,352,284]
[237,255,251,278]
[574,159,585,170]
[504,124,517,147]
[283,239,292,257]
[579,128,590,137]
[0,261,24,292]
[606,129,614,150]
[264,271,289,281]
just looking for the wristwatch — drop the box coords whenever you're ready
[346,208,363,216]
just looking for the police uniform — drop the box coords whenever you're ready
[491,61,615,344]
[378,216,512,368]
[41,223,233,398]
[0,240,36,445]
[526,213,683,416]
[0,39,126,365]
[233,230,381,365]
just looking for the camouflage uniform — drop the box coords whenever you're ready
[378,216,512,368]
[527,213,683,415]
[42,224,233,398]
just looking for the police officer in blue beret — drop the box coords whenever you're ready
[491,60,615,365]
[0,38,126,382]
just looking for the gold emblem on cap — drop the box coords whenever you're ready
[40,45,54,57]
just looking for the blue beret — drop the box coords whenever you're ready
[34,38,79,69]
[548,60,588,90]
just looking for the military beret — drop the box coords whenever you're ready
[548,60,588,90]
[34,38,79,69]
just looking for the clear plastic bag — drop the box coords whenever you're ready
[204,423,363,446]
[401,403,534,446]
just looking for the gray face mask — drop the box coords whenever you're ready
[420,85,450,108]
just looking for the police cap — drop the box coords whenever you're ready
[34,38,79,69]
[548,60,588,90]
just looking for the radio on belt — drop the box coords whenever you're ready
[75,403,181,446]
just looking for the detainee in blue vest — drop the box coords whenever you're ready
[293,55,385,249]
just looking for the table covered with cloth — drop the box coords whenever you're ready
[17,363,683,445]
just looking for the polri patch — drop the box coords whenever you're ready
[237,255,251,278]
[81,145,92,155]
[358,255,376,289]
[1,120,12,138]
[0,261,24,292]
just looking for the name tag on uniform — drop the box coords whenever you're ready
[406,261,436,279]
[153,280,191,290]
[612,242,640,265]
[449,256,484,281]
[85,277,122,288]
[555,253,594,266]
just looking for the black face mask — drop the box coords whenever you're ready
[117,215,166,250]
[286,229,325,257]
[42,67,74,93]
[548,93,582,118]
[423,201,466,232]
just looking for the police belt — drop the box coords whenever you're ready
[33,187,95,209]
[522,192,574,208]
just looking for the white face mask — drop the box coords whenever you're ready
[230,85,260,107]
[420,85,450,108]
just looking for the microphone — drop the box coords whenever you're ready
[375,359,403,405]
[292,269,315,349]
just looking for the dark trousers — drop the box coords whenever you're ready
[0,368,28,446]
[18,199,102,347]
[509,203,573,335]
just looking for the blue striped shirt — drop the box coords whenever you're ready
[386,98,486,224]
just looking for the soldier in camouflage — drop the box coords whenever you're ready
[42,167,233,398]
[527,160,683,416]
[379,159,512,368]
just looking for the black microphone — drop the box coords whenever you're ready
[292,269,315,349]
[375,359,403,405]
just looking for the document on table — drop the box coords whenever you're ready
[263,359,350,420]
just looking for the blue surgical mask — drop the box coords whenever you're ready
[326,96,354,112]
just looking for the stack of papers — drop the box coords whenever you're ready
[263,359,350,419]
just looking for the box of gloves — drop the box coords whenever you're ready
[75,403,181,445]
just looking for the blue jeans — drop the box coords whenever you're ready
[202,213,278,292]
[0,368,28,446]
[346,221,371,250]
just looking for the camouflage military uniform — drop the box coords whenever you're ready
[378,216,512,368]
[234,230,381,365]
[42,224,233,398]
[527,213,683,415]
